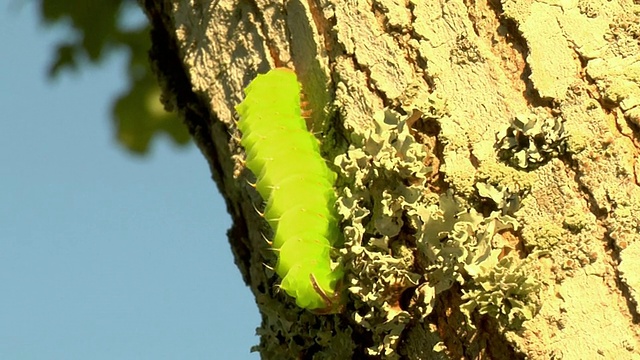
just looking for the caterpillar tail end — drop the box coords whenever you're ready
[308,273,344,315]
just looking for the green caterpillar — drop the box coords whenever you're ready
[235,68,343,311]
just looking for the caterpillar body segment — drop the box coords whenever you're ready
[235,68,342,311]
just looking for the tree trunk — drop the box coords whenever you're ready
[140,0,640,358]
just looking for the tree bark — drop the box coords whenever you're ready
[140,0,640,359]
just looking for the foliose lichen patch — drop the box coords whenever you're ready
[334,109,430,357]
[460,253,542,329]
[474,161,534,214]
[254,302,355,359]
[412,189,542,331]
[496,110,568,169]
[333,108,543,356]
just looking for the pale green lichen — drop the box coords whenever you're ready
[335,109,432,238]
[474,161,534,214]
[408,187,543,331]
[460,253,542,329]
[496,112,568,169]
[331,107,543,355]
[399,321,448,359]
[521,223,565,250]
[254,300,356,359]
[413,191,529,297]
[399,84,449,123]
[335,109,430,358]
[520,218,597,276]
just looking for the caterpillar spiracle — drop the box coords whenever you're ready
[235,68,343,311]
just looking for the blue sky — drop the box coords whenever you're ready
[0,2,260,359]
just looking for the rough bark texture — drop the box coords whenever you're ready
[140,0,640,359]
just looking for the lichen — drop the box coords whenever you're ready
[334,109,430,358]
[475,161,534,214]
[460,253,542,329]
[333,107,543,355]
[412,192,540,327]
[496,111,568,169]
[521,222,565,250]
[254,300,355,359]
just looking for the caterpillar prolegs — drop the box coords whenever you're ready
[235,68,343,311]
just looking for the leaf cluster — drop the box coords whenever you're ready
[39,0,189,153]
